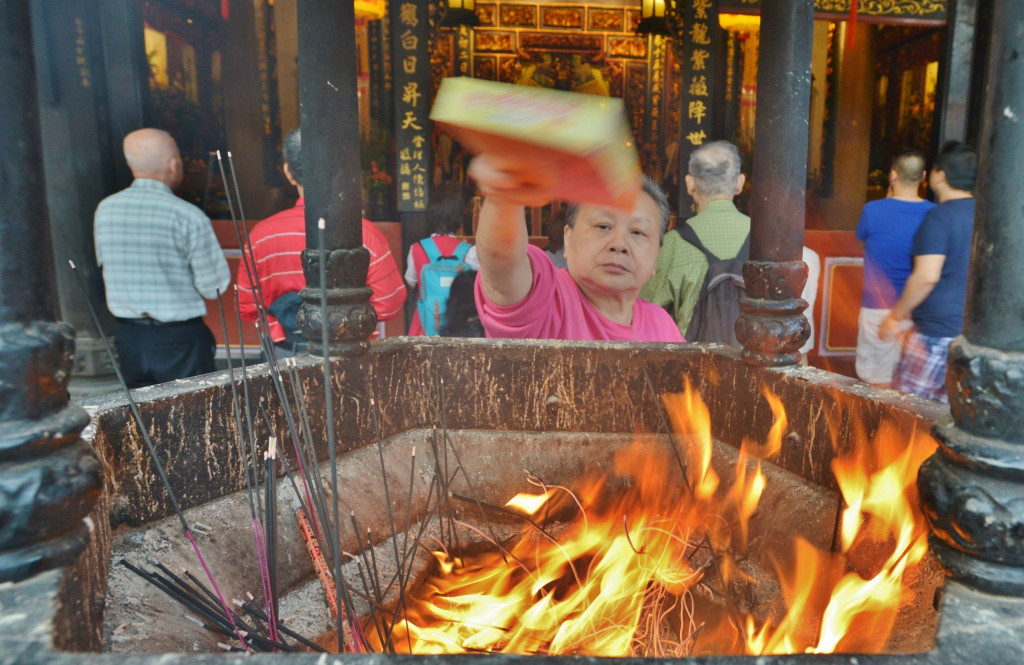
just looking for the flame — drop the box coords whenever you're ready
[505,490,554,516]
[744,421,937,655]
[370,383,938,657]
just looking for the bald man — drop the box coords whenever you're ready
[94,128,230,388]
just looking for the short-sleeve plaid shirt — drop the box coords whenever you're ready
[639,199,750,335]
[94,178,231,321]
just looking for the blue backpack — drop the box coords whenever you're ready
[417,237,472,336]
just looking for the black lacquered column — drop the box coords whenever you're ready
[735,0,813,366]
[919,0,1024,598]
[295,0,377,356]
[0,2,101,582]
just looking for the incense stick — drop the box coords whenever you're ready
[216,289,276,636]
[316,217,362,653]
[216,289,263,529]
[264,437,279,644]
[235,598,326,652]
[69,261,249,650]
[370,398,405,597]
[231,288,265,525]
[216,150,273,351]
[428,388,508,566]
[642,366,694,497]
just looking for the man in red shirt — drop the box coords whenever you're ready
[237,129,405,355]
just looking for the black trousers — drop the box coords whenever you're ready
[114,317,216,388]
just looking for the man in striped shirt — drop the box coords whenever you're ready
[236,128,405,356]
[94,128,231,388]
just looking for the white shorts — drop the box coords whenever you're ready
[856,307,912,384]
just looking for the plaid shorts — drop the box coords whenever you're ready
[892,330,954,403]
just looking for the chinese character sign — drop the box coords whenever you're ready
[678,0,720,213]
[390,0,432,212]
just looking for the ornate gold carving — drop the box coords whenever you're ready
[608,37,647,58]
[541,7,584,29]
[589,8,624,32]
[499,56,520,83]
[520,32,604,51]
[626,9,641,33]
[731,0,947,16]
[500,5,537,27]
[665,48,681,150]
[606,59,624,99]
[431,33,453,91]
[625,61,647,136]
[474,31,516,53]
[857,0,946,15]
[474,55,497,81]
[476,3,497,26]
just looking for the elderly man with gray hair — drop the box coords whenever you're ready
[639,140,750,337]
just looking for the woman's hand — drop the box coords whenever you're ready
[468,152,558,208]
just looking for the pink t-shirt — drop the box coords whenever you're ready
[475,244,685,343]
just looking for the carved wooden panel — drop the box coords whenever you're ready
[625,61,648,135]
[519,31,604,52]
[499,55,520,83]
[606,59,625,99]
[720,0,947,19]
[476,3,497,26]
[474,55,498,81]
[609,36,647,58]
[626,9,641,33]
[588,8,624,32]
[431,32,454,83]
[666,47,681,150]
[540,6,584,29]
[500,4,537,27]
[474,30,516,53]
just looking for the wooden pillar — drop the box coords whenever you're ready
[30,0,147,377]
[0,0,101,582]
[922,0,1024,596]
[735,0,814,367]
[919,5,1024,658]
[935,0,979,146]
[295,0,377,356]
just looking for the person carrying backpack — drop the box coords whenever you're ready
[639,141,750,342]
[674,224,749,345]
[405,184,480,335]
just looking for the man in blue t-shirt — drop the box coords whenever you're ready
[881,141,977,403]
[855,150,934,387]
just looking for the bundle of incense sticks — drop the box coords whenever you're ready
[120,560,324,652]
[290,484,352,651]
[430,76,642,210]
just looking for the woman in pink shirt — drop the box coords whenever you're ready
[469,153,683,343]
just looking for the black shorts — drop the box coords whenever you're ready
[114,317,216,388]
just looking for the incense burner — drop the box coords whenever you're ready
[8,338,1003,664]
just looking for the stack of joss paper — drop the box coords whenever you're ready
[430,77,642,210]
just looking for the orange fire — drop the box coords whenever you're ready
[370,382,937,656]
